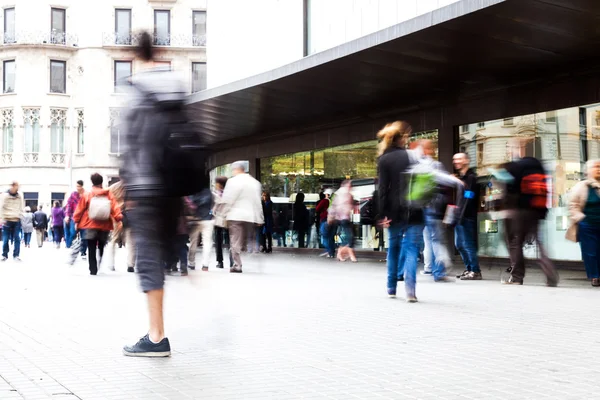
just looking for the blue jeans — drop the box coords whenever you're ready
[455,218,480,273]
[426,214,453,280]
[2,221,21,258]
[320,221,333,256]
[579,221,600,279]
[65,220,75,248]
[23,232,32,246]
[387,223,423,295]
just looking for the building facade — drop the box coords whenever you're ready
[0,0,207,209]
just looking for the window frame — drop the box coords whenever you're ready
[191,62,207,93]
[2,59,15,94]
[49,60,67,94]
[153,10,171,46]
[192,10,206,46]
[4,7,15,44]
[115,8,132,45]
[50,7,66,44]
[114,60,132,92]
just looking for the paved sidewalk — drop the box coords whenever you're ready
[0,245,599,400]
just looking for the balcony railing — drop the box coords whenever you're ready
[1,30,78,47]
[102,32,206,48]
[51,153,65,165]
[23,153,39,164]
[1,153,12,165]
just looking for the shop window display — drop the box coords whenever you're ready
[460,103,600,261]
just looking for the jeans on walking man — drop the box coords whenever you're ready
[453,153,482,280]
[1,181,24,261]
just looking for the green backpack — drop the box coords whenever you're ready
[406,172,437,206]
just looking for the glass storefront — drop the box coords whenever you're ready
[259,130,438,249]
[460,103,600,261]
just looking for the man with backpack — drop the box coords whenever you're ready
[502,138,558,286]
[73,173,122,275]
[120,32,210,358]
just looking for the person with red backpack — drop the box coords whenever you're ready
[502,137,558,286]
[73,173,122,276]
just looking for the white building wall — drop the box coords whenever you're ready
[207,0,303,88]
[0,0,207,208]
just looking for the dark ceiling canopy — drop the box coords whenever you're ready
[187,0,600,148]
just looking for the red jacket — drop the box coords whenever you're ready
[73,186,122,231]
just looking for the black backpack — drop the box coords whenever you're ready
[159,107,210,197]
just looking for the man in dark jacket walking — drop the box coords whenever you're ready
[377,121,423,302]
[503,138,558,286]
[121,32,184,358]
[33,205,48,248]
[453,153,482,281]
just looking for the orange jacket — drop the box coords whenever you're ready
[73,186,122,231]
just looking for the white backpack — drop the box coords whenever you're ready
[88,195,111,221]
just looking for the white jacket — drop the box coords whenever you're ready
[222,173,264,224]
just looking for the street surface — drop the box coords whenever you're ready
[0,245,599,400]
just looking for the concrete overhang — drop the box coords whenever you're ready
[187,0,600,148]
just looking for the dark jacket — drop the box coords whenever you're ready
[504,157,548,218]
[293,203,309,231]
[457,168,479,220]
[190,188,214,221]
[33,210,48,230]
[262,200,274,233]
[377,146,422,225]
[120,70,187,200]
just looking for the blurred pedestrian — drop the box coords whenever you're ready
[293,193,309,248]
[33,205,48,248]
[377,121,422,302]
[568,160,600,286]
[222,161,264,273]
[260,191,273,253]
[331,181,357,263]
[20,206,33,248]
[188,176,214,271]
[213,176,231,269]
[108,180,135,272]
[1,181,24,261]
[51,201,65,249]
[64,180,85,249]
[502,137,558,286]
[121,31,209,357]
[452,152,482,280]
[74,173,122,275]
[166,198,191,276]
[316,189,334,257]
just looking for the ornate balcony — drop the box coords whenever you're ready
[102,32,206,48]
[23,153,39,164]
[1,153,12,165]
[51,153,65,165]
[1,30,79,47]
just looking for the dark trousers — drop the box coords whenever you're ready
[297,229,307,248]
[215,227,233,266]
[167,234,188,273]
[130,198,181,292]
[87,238,106,275]
[53,225,64,245]
[261,231,272,252]
[505,210,558,284]
[579,221,600,279]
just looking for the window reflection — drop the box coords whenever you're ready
[462,103,600,261]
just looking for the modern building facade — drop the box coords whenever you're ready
[191,0,600,263]
[0,0,207,209]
